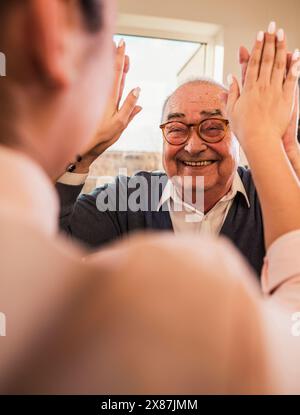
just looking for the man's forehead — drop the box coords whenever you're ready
[165,83,226,119]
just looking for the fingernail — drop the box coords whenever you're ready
[276,28,284,42]
[118,38,125,48]
[267,21,276,35]
[132,87,141,98]
[257,31,264,42]
[292,49,299,61]
[227,74,233,86]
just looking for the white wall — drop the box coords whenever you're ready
[117,0,300,83]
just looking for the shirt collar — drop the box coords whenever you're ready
[221,171,250,208]
[0,145,59,236]
[156,178,204,217]
[157,171,250,212]
[157,178,174,212]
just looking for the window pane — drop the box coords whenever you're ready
[84,35,206,192]
[112,34,204,153]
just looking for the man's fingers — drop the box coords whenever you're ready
[239,46,250,86]
[271,28,287,86]
[258,22,276,86]
[286,52,292,73]
[290,84,299,126]
[220,92,228,107]
[239,46,250,64]
[283,51,300,100]
[226,74,240,116]
[295,85,300,136]
[295,83,299,117]
[244,31,264,88]
[118,87,141,124]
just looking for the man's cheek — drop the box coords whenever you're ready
[164,149,176,168]
[162,153,171,175]
[168,161,178,176]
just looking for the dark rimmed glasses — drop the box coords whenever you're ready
[160,118,230,146]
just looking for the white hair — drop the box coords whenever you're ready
[178,76,229,92]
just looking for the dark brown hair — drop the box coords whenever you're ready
[79,0,103,32]
[0,1,103,33]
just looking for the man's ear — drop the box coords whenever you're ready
[29,0,76,88]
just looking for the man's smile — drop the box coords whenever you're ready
[181,160,216,166]
[178,159,218,168]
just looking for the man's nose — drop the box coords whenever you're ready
[184,128,208,154]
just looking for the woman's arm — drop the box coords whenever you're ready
[227,24,300,249]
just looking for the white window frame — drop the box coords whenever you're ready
[116,13,224,82]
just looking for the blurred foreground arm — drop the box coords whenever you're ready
[228,25,300,307]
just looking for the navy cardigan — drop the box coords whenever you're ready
[57,166,265,277]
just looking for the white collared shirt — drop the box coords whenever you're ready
[157,172,250,236]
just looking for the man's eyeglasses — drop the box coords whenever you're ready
[160,118,230,145]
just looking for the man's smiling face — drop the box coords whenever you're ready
[162,82,239,197]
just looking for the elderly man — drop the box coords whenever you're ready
[56,45,297,275]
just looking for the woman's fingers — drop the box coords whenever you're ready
[118,55,130,107]
[244,31,264,88]
[244,23,291,90]
[258,22,276,86]
[111,39,126,106]
[118,87,141,126]
[124,54,130,74]
[271,28,287,87]
[128,106,143,124]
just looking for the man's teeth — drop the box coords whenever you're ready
[182,160,215,167]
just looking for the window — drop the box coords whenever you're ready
[112,34,206,153]
[85,21,223,192]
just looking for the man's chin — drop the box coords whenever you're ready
[175,174,217,190]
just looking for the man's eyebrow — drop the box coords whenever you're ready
[166,109,223,122]
[200,109,223,117]
[166,112,185,121]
